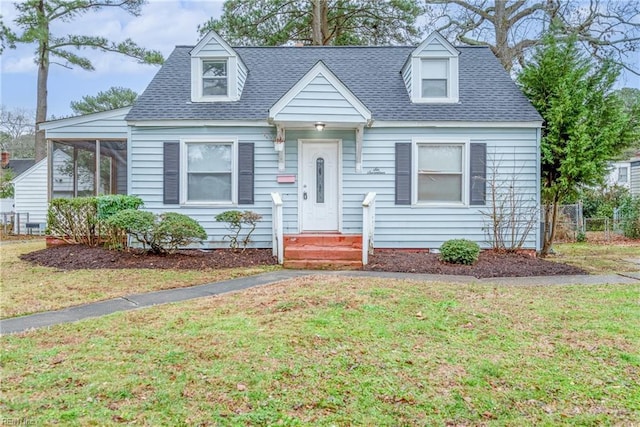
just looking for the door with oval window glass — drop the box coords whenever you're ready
[299,140,340,232]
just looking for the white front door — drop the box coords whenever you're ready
[300,140,340,232]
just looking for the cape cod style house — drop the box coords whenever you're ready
[40,31,542,267]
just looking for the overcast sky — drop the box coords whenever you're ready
[1,0,638,119]
[1,0,222,118]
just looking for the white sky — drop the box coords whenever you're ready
[0,0,638,119]
[1,0,222,118]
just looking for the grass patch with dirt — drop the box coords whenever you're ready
[552,242,640,274]
[0,241,277,318]
[2,276,639,425]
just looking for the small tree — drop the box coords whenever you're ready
[518,30,638,256]
[70,87,138,115]
[215,210,262,250]
[481,152,538,252]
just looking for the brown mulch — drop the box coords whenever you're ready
[364,250,587,278]
[19,244,587,278]
[19,245,278,271]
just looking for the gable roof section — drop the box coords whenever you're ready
[127,45,542,123]
[3,159,36,177]
[412,31,459,57]
[12,157,44,184]
[269,61,372,125]
[190,30,237,58]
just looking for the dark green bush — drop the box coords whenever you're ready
[97,195,145,249]
[619,196,640,239]
[215,210,262,250]
[105,209,155,250]
[154,212,208,253]
[47,197,99,245]
[96,195,144,220]
[439,239,481,265]
[105,210,207,254]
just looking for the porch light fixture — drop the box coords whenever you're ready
[314,122,325,131]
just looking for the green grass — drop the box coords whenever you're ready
[552,242,640,274]
[0,241,278,318]
[2,276,639,425]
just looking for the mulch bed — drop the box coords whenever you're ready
[19,244,587,278]
[364,250,587,278]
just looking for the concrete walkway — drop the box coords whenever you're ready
[2,270,639,335]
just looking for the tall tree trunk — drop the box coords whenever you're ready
[311,0,323,45]
[541,192,560,257]
[493,1,512,73]
[34,0,48,162]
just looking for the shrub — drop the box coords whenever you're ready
[440,239,481,265]
[47,197,99,245]
[97,195,144,249]
[154,212,208,253]
[576,231,586,243]
[105,210,207,254]
[215,210,262,250]
[96,195,144,220]
[105,209,155,250]
[619,196,640,239]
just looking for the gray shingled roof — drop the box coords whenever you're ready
[126,45,542,122]
[3,159,35,176]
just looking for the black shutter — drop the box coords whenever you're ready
[238,142,254,204]
[395,143,412,205]
[163,142,180,204]
[470,142,486,206]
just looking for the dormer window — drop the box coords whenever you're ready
[421,59,448,98]
[403,31,460,104]
[202,60,228,96]
[190,30,248,102]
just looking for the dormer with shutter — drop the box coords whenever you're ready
[402,31,460,104]
[190,31,247,102]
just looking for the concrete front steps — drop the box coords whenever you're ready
[283,234,363,269]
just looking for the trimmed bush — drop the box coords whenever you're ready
[105,210,207,254]
[97,195,145,249]
[440,239,481,265]
[104,209,155,250]
[154,212,208,253]
[47,197,99,245]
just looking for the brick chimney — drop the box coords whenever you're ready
[1,152,9,168]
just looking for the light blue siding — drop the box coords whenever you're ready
[402,63,412,96]
[130,125,539,250]
[42,109,129,140]
[130,126,280,248]
[420,39,452,54]
[237,61,248,98]
[275,75,367,123]
[632,162,640,196]
[197,41,229,57]
[361,127,539,249]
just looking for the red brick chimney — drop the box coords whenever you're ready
[1,152,9,168]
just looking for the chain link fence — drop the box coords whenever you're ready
[542,203,623,243]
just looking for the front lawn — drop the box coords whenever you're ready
[552,242,640,274]
[0,241,277,318]
[2,276,638,425]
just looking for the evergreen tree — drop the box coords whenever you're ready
[518,31,638,256]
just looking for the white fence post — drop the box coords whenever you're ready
[271,192,284,264]
[362,192,376,265]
